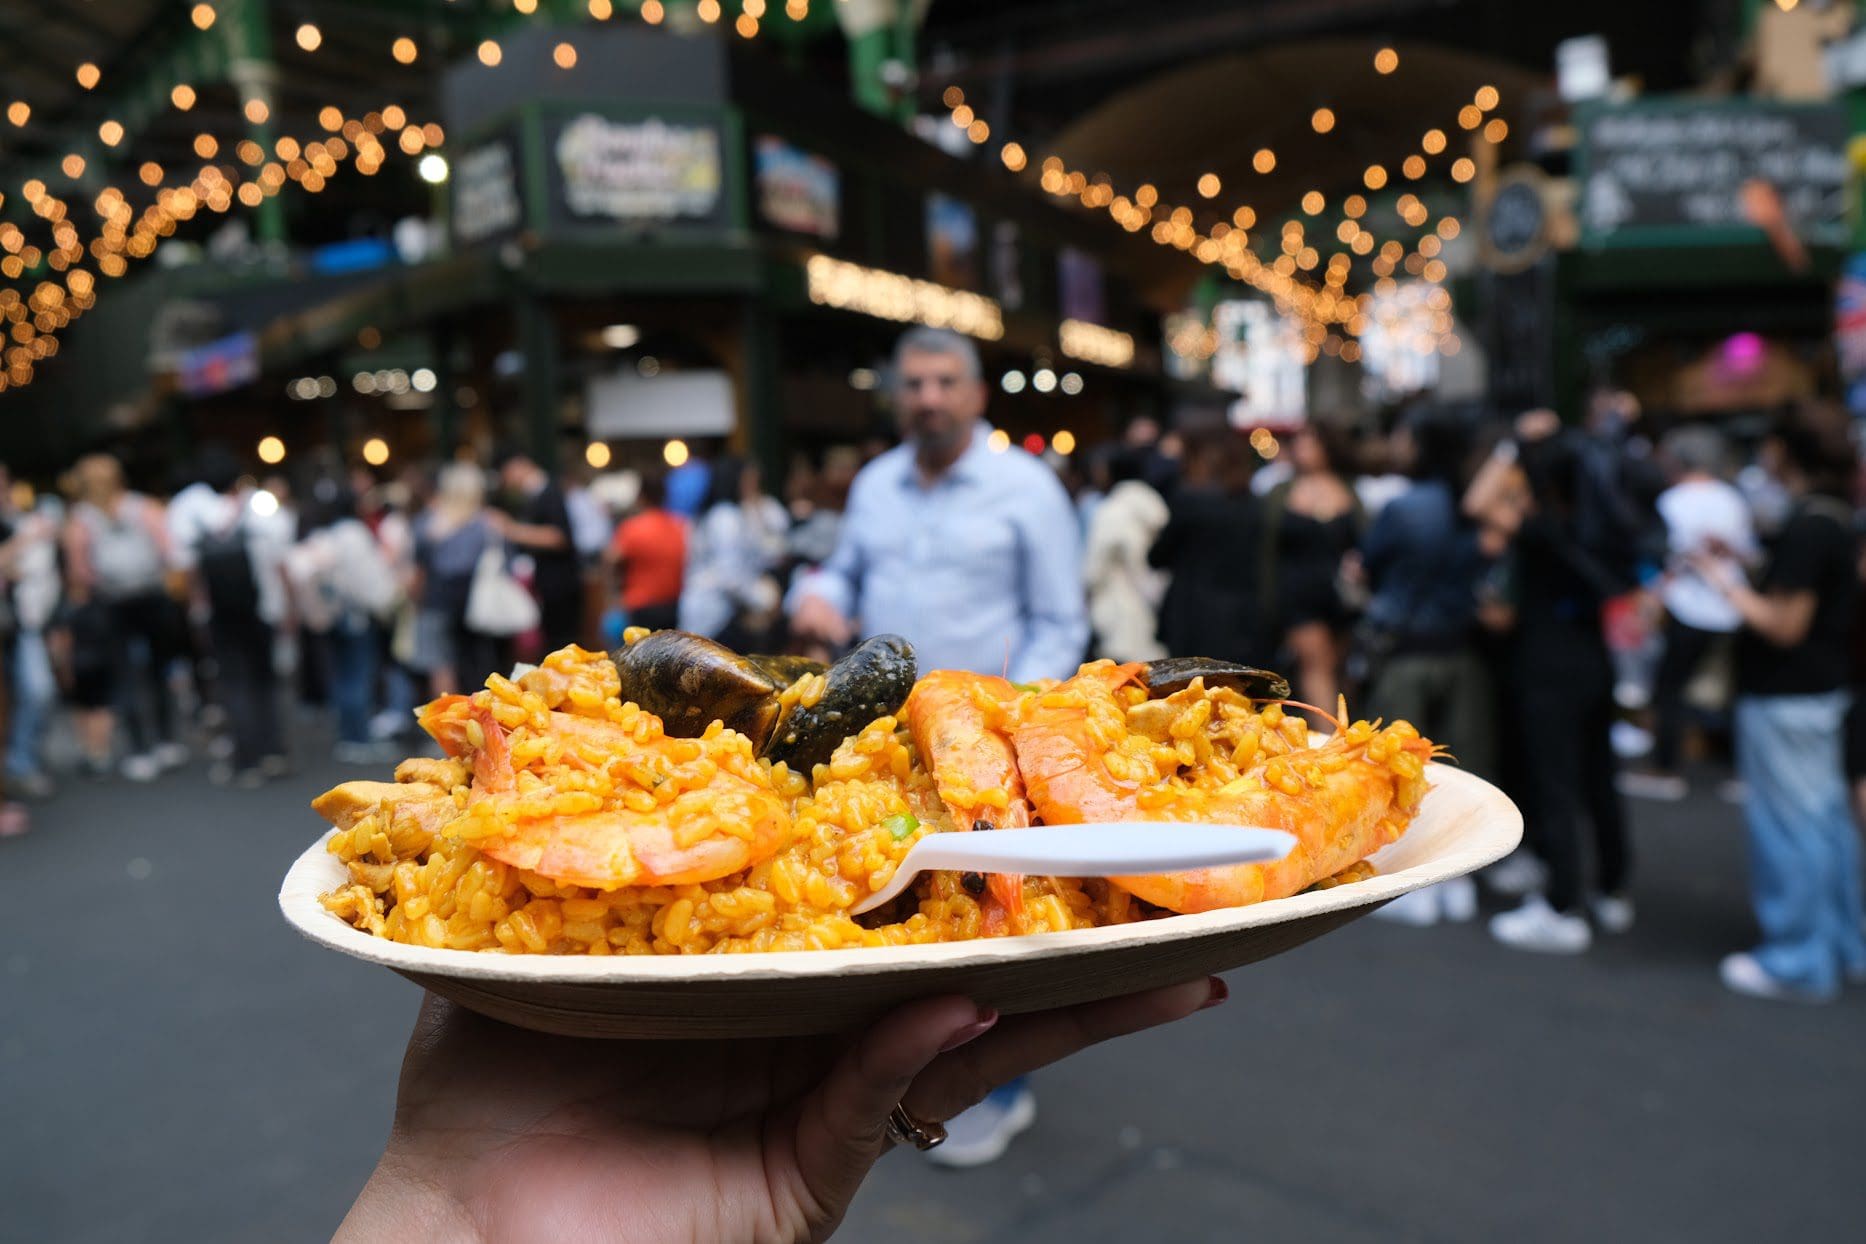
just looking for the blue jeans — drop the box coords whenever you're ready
[328,616,380,745]
[6,629,55,778]
[1734,693,1866,994]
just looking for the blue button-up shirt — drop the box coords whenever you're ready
[803,425,1087,682]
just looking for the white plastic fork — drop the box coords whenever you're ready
[849,822,1297,915]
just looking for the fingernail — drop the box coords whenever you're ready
[939,1007,999,1052]
[1199,977,1229,1010]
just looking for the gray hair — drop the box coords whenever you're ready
[891,326,982,383]
[1662,425,1729,477]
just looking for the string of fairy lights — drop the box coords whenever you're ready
[1,2,1492,392]
[943,44,1504,361]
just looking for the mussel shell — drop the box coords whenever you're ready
[746,653,829,684]
[765,634,917,771]
[1141,657,1289,701]
[611,630,786,748]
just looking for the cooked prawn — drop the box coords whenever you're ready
[1009,661,1433,914]
[902,669,1031,930]
[416,692,791,891]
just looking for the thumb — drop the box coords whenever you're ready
[784,996,997,1234]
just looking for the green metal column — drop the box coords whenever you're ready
[848,30,894,118]
[432,323,459,457]
[741,298,784,490]
[516,291,563,470]
[224,0,285,245]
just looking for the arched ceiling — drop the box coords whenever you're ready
[1050,38,1547,223]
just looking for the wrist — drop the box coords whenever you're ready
[335,1154,482,1244]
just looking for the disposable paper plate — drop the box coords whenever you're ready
[280,764,1521,1038]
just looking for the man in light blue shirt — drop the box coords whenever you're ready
[790,327,1086,1168]
[791,327,1087,684]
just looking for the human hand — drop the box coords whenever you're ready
[791,593,854,648]
[1338,550,1365,588]
[338,980,1223,1243]
[1514,409,1561,443]
[1684,549,1742,597]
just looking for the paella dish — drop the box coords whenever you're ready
[314,631,1436,955]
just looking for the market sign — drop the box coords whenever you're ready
[1578,100,1847,248]
[175,331,258,397]
[550,114,724,226]
[754,136,839,239]
[453,134,524,245]
[805,254,1004,341]
[1059,318,1134,369]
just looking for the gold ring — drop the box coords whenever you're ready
[885,1103,946,1150]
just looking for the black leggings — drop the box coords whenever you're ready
[1651,619,1720,773]
[1516,629,1630,913]
[107,590,181,754]
[211,611,283,770]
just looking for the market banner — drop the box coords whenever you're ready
[753,136,839,239]
[548,114,726,228]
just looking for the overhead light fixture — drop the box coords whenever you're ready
[600,323,641,349]
[1001,370,1027,394]
[848,367,878,390]
[417,153,449,184]
[1032,368,1057,393]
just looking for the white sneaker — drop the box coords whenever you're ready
[153,741,190,771]
[1489,895,1592,954]
[120,753,161,783]
[1590,893,1635,934]
[369,711,409,742]
[922,1085,1037,1168]
[1439,876,1478,923]
[1370,887,1441,926]
[1482,851,1547,898]
[1616,770,1687,802]
[1719,952,1835,1004]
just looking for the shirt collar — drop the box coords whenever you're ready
[899,424,995,491]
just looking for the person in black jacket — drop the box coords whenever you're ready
[1466,411,1641,954]
[1149,429,1267,663]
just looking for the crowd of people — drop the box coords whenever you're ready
[2,329,1861,1075]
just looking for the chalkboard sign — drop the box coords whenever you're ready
[452,131,525,247]
[1578,101,1847,247]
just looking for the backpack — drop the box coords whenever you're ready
[197,509,259,616]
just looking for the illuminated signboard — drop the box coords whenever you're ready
[805,254,1004,341]
[1059,318,1134,369]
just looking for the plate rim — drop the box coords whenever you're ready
[279,763,1521,984]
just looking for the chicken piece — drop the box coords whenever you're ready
[394,756,470,789]
[312,780,453,832]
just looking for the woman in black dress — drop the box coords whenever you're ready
[1150,430,1266,663]
[1265,424,1362,715]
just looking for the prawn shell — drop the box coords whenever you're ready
[1142,657,1289,701]
[610,630,786,749]
[765,634,917,771]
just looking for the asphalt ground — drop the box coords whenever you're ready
[4,739,1861,1243]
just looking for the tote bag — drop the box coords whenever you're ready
[465,541,540,637]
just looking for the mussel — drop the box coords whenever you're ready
[1139,657,1289,701]
[612,631,917,771]
[765,634,916,770]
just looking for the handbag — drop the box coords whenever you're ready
[465,541,540,637]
